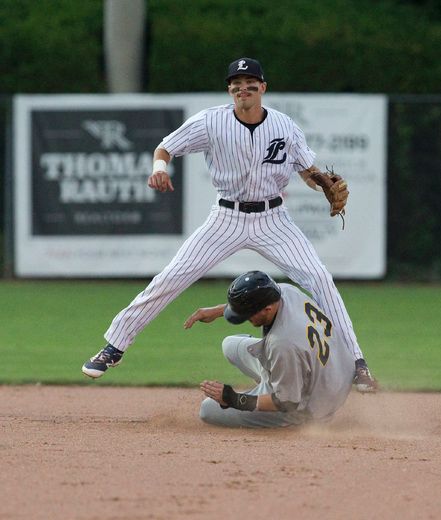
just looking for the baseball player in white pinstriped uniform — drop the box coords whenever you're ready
[82,57,377,392]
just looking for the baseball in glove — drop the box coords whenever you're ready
[309,167,349,226]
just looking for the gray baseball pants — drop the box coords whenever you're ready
[199,334,307,429]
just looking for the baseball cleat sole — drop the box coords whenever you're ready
[82,360,122,378]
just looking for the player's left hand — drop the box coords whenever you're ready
[310,170,349,217]
[200,380,228,406]
[328,176,349,216]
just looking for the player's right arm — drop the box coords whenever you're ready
[200,381,296,412]
[148,148,174,192]
[148,108,211,193]
[184,304,226,329]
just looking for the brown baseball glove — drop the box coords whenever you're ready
[309,168,349,218]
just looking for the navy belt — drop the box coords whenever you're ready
[218,196,283,213]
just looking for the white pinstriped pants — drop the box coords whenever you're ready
[105,204,364,360]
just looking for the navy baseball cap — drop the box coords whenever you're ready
[225,58,265,83]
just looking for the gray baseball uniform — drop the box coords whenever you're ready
[200,283,355,428]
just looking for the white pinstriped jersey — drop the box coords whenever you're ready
[159,104,316,201]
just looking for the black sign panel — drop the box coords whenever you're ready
[31,109,183,235]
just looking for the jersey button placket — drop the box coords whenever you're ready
[241,124,255,199]
[248,125,263,201]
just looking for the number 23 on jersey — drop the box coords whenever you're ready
[304,302,332,366]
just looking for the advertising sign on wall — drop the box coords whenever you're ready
[14,93,387,278]
[31,109,183,236]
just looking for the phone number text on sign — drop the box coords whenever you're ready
[306,134,369,152]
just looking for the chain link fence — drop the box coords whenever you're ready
[388,96,441,280]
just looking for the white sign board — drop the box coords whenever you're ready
[13,93,387,278]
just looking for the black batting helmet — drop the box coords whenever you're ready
[224,271,281,324]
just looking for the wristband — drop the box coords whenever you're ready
[221,384,257,411]
[153,159,167,173]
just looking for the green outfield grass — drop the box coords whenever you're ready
[1,280,440,391]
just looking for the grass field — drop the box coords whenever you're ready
[1,279,440,391]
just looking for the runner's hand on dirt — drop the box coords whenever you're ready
[200,380,228,406]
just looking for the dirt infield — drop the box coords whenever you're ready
[1,386,440,520]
